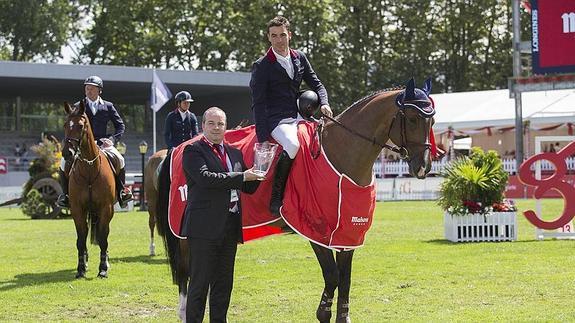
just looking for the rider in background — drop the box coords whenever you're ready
[164,90,199,150]
[250,15,332,216]
[57,75,133,208]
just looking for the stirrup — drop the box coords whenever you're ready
[118,190,133,208]
[56,194,69,208]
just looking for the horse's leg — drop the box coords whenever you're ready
[177,240,190,321]
[311,242,338,323]
[335,250,354,323]
[72,208,89,279]
[96,206,113,278]
[148,210,156,256]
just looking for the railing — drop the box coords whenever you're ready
[374,157,575,177]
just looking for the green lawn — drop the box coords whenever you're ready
[1,200,574,322]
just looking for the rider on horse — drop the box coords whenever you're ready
[57,75,133,208]
[164,90,199,150]
[250,15,332,216]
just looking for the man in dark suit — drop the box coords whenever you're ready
[164,90,199,149]
[57,75,133,208]
[249,15,332,216]
[182,107,264,323]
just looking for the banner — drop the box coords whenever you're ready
[531,0,575,74]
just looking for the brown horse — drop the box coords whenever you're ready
[63,101,116,278]
[144,149,168,256]
[155,78,435,322]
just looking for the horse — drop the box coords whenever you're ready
[154,78,435,322]
[143,149,168,256]
[62,101,117,278]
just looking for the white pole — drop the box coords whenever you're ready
[153,111,157,153]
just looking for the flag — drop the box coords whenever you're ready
[150,69,172,112]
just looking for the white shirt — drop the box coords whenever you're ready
[272,48,294,79]
[178,109,190,122]
[86,97,103,115]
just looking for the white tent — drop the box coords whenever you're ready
[432,88,575,132]
[428,88,575,157]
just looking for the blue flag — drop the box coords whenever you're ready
[150,69,172,112]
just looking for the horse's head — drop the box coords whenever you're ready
[388,78,435,179]
[63,101,89,161]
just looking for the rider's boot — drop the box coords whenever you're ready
[56,169,70,208]
[116,168,133,208]
[269,151,294,216]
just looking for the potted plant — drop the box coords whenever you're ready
[438,147,517,242]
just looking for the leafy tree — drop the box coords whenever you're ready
[0,0,80,62]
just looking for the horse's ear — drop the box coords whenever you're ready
[64,102,72,115]
[405,78,416,99]
[423,77,432,95]
[78,100,85,115]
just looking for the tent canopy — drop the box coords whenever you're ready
[432,89,575,131]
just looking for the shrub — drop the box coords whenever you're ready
[438,147,515,215]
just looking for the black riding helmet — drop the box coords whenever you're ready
[84,75,104,89]
[297,90,320,119]
[175,91,194,103]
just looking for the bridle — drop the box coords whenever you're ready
[65,116,99,167]
[314,94,433,160]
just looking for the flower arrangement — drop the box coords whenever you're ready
[438,147,516,216]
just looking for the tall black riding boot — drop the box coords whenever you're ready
[56,169,70,208]
[116,168,133,208]
[269,151,294,216]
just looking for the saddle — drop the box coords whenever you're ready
[101,149,121,176]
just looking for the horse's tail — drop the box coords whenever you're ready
[155,150,180,284]
[89,211,98,244]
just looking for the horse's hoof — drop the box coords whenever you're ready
[149,243,156,256]
[97,271,108,278]
[335,317,351,323]
[75,272,86,279]
[317,307,332,323]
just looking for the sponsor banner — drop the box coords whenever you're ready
[531,0,575,74]
[376,177,443,201]
[0,186,22,206]
[505,174,575,198]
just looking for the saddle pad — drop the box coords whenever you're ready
[169,122,376,250]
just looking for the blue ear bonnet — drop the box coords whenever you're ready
[395,78,435,118]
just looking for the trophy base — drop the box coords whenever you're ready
[253,169,268,176]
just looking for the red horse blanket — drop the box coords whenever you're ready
[169,122,376,250]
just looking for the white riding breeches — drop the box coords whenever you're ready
[60,142,125,171]
[271,114,305,159]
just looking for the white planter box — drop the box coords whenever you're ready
[444,212,517,242]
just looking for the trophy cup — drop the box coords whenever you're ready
[253,142,278,176]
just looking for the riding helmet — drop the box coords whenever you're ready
[84,75,104,89]
[297,90,320,119]
[175,91,194,103]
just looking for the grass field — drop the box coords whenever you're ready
[1,199,575,322]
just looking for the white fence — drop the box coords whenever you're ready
[374,157,575,177]
[444,212,517,242]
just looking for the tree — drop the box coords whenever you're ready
[0,0,80,62]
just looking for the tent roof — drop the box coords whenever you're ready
[432,88,575,131]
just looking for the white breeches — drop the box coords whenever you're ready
[271,114,304,159]
[60,143,125,170]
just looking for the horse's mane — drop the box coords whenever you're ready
[337,86,405,117]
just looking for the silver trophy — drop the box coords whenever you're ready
[253,142,278,176]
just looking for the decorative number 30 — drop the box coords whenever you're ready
[518,141,575,230]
